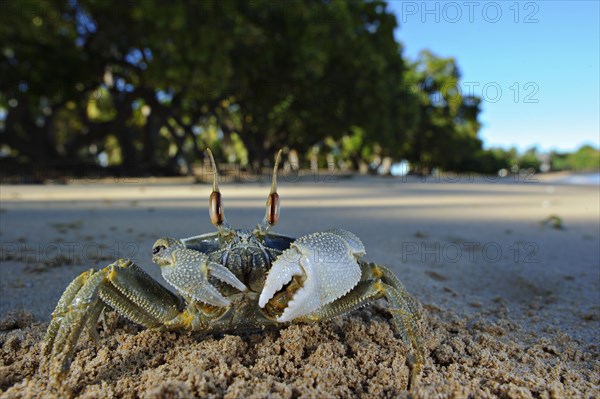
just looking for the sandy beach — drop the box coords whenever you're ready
[1,175,598,398]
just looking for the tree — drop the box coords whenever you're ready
[403,50,482,174]
[1,0,104,168]
[552,145,600,171]
[0,1,484,176]
[519,146,541,172]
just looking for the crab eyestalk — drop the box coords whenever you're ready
[257,149,282,235]
[206,148,231,233]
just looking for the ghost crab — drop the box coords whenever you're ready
[43,149,425,388]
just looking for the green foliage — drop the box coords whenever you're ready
[4,0,558,176]
[519,147,542,172]
[471,147,517,174]
[403,50,483,174]
[2,0,420,173]
[565,145,600,171]
[550,145,600,172]
[87,88,116,122]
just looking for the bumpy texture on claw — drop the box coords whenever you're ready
[259,229,364,322]
[326,229,366,256]
[153,238,247,307]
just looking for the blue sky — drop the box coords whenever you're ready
[386,0,599,153]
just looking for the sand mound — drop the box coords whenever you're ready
[1,306,597,399]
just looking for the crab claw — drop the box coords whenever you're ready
[152,238,247,307]
[259,229,365,322]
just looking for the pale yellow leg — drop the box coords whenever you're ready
[301,262,425,390]
[43,259,182,381]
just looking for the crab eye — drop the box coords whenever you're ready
[152,245,166,255]
[256,149,282,234]
[266,192,279,225]
[209,191,224,226]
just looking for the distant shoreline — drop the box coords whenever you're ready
[535,171,600,186]
[1,169,598,186]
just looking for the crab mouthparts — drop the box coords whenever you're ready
[260,275,304,319]
[258,259,320,322]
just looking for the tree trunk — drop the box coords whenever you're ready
[142,112,161,171]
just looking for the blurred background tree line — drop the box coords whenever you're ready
[1,0,598,179]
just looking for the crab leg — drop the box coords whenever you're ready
[43,269,94,357]
[43,259,181,379]
[84,298,106,343]
[364,262,424,389]
[100,259,181,323]
[298,261,424,390]
[44,269,107,380]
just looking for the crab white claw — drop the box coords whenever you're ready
[153,238,248,307]
[163,249,248,307]
[258,229,366,322]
